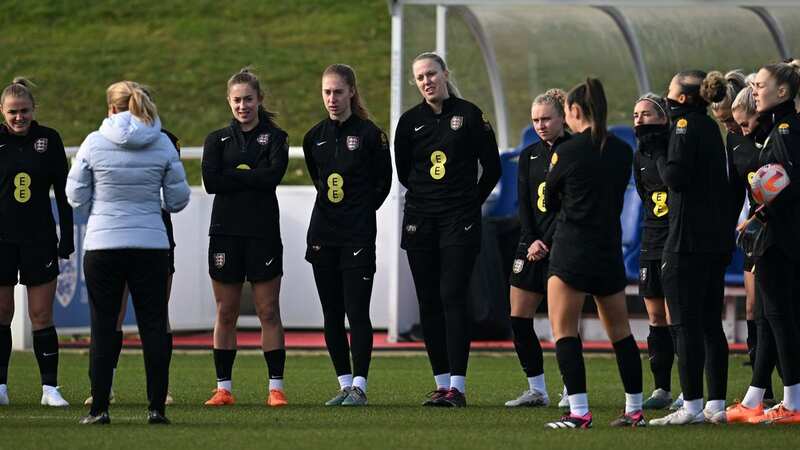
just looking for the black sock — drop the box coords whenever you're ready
[746,320,757,366]
[264,349,286,381]
[555,337,586,395]
[510,316,543,378]
[32,326,59,387]
[213,348,236,384]
[166,332,173,368]
[613,334,643,395]
[647,326,674,392]
[0,325,10,385]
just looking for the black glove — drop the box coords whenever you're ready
[57,239,75,259]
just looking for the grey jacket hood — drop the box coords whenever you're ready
[99,111,162,149]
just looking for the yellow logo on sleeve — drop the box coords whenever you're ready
[779,123,790,135]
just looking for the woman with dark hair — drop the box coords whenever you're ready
[67,81,190,424]
[542,78,643,429]
[632,93,675,410]
[303,64,391,406]
[202,68,289,408]
[504,89,568,408]
[648,70,732,426]
[394,52,501,407]
[0,78,73,407]
[734,62,800,424]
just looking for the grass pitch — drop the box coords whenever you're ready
[0,351,793,449]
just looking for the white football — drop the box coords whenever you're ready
[750,163,791,205]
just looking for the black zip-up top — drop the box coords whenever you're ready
[544,129,632,277]
[394,96,501,217]
[655,102,730,254]
[202,110,289,238]
[303,114,392,247]
[0,121,73,253]
[633,124,670,261]
[161,129,180,249]
[753,100,800,260]
[517,133,570,245]
[729,130,761,216]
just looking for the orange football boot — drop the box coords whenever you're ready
[748,403,800,425]
[204,388,235,406]
[726,402,763,423]
[267,389,288,407]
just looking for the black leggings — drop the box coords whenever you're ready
[312,265,374,379]
[663,252,729,402]
[754,247,800,387]
[407,246,477,377]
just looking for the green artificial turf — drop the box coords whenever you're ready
[0,352,793,449]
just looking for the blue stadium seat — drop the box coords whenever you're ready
[485,126,539,218]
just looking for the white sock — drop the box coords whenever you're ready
[625,392,643,414]
[434,373,450,390]
[683,398,703,415]
[705,399,725,413]
[353,376,367,393]
[268,379,284,392]
[338,374,353,390]
[784,383,800,411]
[42,384,58,392]
[562,385,568,398]
[217,380,232,392]
[528,374,547,397]
[741,386,765,409]
[450,376,466,393]
[569,393,589,416]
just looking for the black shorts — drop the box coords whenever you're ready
[0,241,59,286]
[400,210,481,251]
[509,241,548,294]
[743,254,755,273]
[305,244,376,272]
[548,265,626,297]
[208,235,282,283]
[638,259,664,298]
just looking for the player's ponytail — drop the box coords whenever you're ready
[106,81,158,125]
[567,78,608,150]
[1,77,36,108]
[710,70,746,113]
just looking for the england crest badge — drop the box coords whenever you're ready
[213,252,226,269]
[257,133,270,146]
[34,138,48,153]
[450,115,463,131]
[346,135,360,151]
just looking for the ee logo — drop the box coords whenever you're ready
[430,150,447,180]
[652,191,668,217]
[14,172,32,204]
[327,173,344,203]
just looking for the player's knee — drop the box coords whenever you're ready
[28,307,53,329]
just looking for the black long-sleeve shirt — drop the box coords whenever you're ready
[754,100,800,260]
[633,124,670,261]
[394,96,501,217]
[302,114,392,247]
[161,129,180,249]
[0,121,73,254]
[517,134,569,245]
[202,111,288,238]
[544,129,632,277]
[654,103,730,254]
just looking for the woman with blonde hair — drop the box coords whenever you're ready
[67,80,190,425]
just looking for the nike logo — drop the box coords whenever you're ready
[640,167,646,172]
[317,141,327,146]
[733,144,741,151]
[530,155,539,160]
[221,136,231,142]
[42,352,58,357]
[464,223,474,231]
[266,258,274,266]
[661,262,667,270]
[0,144,5,149]
[45,260,54,268]
[353,248,363,256]
[362,277,372,281]
[414,125,425,132]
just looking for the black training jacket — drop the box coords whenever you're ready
[302,114,392,247]
[0,121,73,253]
[394,96,501,218]
[729,131,760,218]
[161,129,180,249]
[517,134,569,245]
[202,110,288,238]
[633,124,670,261]
[655,103,730,255]
[544,129,632,276]
[754,100,800,260]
